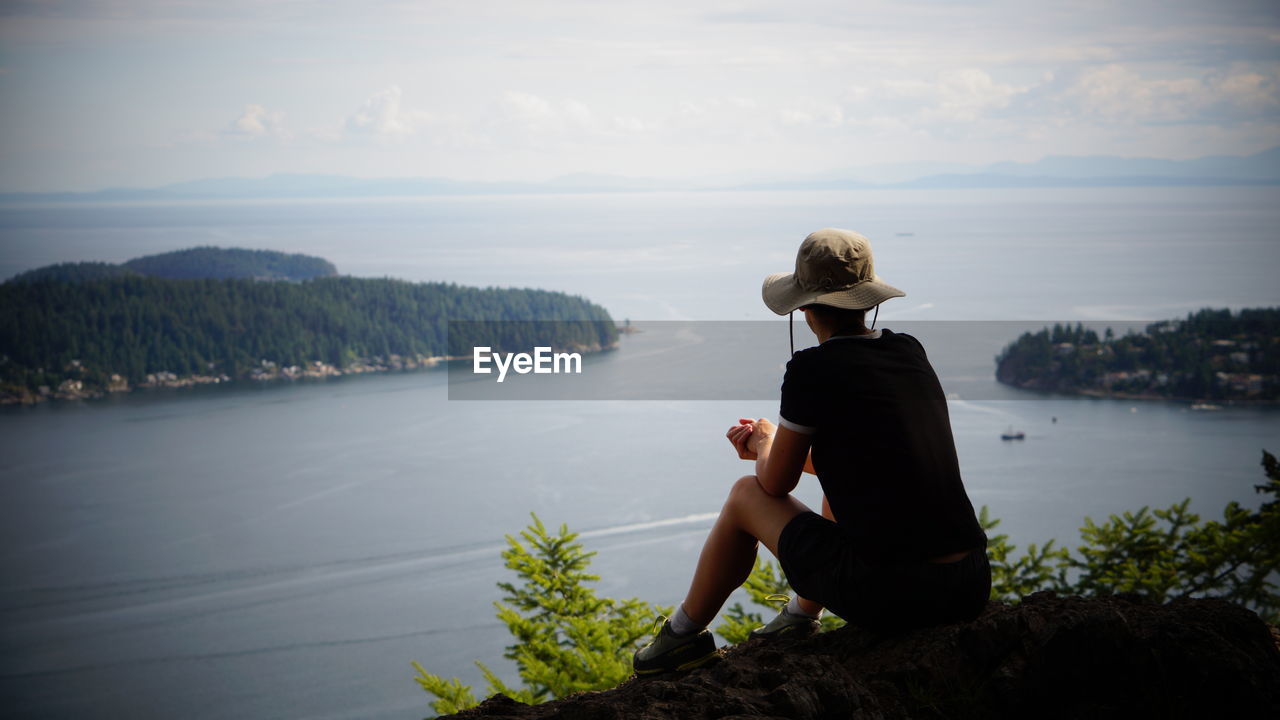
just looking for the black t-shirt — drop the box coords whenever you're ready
[779,328,985,564]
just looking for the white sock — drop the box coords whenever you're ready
[669,604,706,636]
[786,596,821,619]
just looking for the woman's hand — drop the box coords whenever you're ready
[726,418,757,460]
[726,417,776,460]
[748,417,776,456]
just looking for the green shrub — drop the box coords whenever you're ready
[413,514,667,716]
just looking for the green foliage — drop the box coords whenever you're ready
[413,514,666,717]
[7,262,140,284]
[121,246,338,280]
[0,273,617,394]
[995,307,1280,401]
[8,247,335,284]
[980,505,1070,602]
[410,667,477,717]
[985,450,1280,622]
[1060,452,1280,621]
[1068,503,1197,599]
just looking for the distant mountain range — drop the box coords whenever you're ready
[4,147,1278,202]
[728,146,1280,190]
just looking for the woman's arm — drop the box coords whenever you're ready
[727,418,817,475]
[747,419,811,497]
[754,423,811,496]
[726,418,814,496]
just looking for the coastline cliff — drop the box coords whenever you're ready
[439,593,1280,720]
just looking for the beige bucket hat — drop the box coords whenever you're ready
[761,228,905,315]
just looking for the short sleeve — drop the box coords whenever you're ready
[779,352,821,435]
[895,331,928,361]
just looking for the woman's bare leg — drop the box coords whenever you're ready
[680,475,812,626]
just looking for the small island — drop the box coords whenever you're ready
[7,246,340,284]
[0,247,618,405]
[995,307,1279,404]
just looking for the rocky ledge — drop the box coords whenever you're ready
[442,593,1280,719]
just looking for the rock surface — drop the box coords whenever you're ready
[441,593,1280,719]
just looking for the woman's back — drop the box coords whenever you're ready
[780,329,985,563]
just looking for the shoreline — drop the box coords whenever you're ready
[996,380,1280,407]
[1,343,618,407]
[0,354,459,406]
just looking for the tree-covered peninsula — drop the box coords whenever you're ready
[995,307,1279,403]
[0,251,617,404]
[9,246,338,284]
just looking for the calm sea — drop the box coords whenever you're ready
[1,187,1278,719]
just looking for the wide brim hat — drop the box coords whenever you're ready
[761,228,905,315]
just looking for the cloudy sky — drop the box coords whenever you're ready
[1,0,1277,192]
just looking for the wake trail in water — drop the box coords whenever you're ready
[949,399,1022,420]
[580,512,718,539]
[1,513,720,614]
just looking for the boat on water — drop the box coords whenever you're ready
[1001,426,1026,440]
[1190,403,1223,411]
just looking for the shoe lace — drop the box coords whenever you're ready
[648,614,669,636]
[763,594,791,608]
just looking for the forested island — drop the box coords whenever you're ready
[8,246,339,284]
[995,307,1279,403]
[0,248,617,404]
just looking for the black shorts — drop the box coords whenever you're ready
[777,511,991,630]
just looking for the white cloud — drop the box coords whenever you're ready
[562,99,594,128]
[495,91,647,142]
[931,69,1021,122]
[779,100,844,128]
[500,91,558,133]
[1206,65,1280,119]
[227,104,288,139]
[882,69,1021,121]
[612,115,646,133]
[1063,65,1198,121]
[839,68,1026,138]
[345,86,430,138]
[1056,62,1280,124]
[6,0,1280,189]
[667,96,774,142]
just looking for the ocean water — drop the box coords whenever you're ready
[1,187,1278,719]
[3,186,1278,322]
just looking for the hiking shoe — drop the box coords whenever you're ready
[751,605,821,638]
[633,619,717,675]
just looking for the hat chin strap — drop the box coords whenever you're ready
[789,311,795,357]
[870,304,879,330]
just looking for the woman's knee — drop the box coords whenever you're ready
[727,474,764,506]
[726,474,790,518]
[723,474,805,554]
